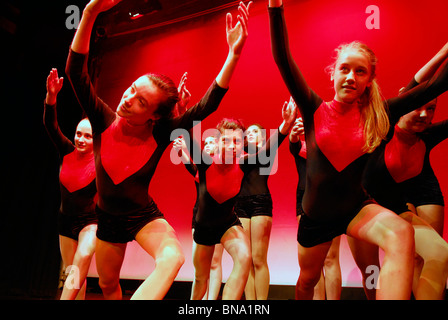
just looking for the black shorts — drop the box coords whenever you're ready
[58,211,98,241]
[405,177,445,207]
[297,198,377,248]
[234,193,273,219]
[96,201,165,244]
[193,215,242,246]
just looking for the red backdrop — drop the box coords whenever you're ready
[87,0,448,287]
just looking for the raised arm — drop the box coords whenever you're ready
[66,0,118,133]
[216,1,252,88]
[415,42,448,84]
[268,1,321,118]
[403,41,448,91]
[164,2,252,135]
[71,0,121,54]
[388,58,448,124]
[43,69,75,155]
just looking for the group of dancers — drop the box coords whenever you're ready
[43,0,448,300]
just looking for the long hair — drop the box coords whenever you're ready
[327,41,390,153]
[145,73,179,119]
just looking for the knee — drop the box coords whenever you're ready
[99,276,120,294]
[297,271,321,290]
[157,246,185,272]
[383,221,414,255]
[252,250,268,270]
[236,247,252,271]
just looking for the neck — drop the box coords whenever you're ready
[118,115,153,137]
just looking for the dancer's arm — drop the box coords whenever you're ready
[268,1,322,119]
[43,68,75,155]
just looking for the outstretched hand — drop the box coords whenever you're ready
[46,68,64,105]
[177,72,191,115]
[226,1,253,57]
[282,96,298,125]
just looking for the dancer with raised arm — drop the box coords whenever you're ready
[66,0,251,299]
[268,0,448,299]
[43,68,97,300]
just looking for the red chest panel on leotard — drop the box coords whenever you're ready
[60,150,96,193]
[206,162,244,204]
[314,100,366,172]
[101,117,157,185]
[385,125,426,183]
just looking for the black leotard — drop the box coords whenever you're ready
[43,102,97,239]
[66,49,228,219]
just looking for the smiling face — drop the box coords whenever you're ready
[332,48,373,104]
[399,99,437,133]
[117,76,165,125]
[74,118,93,154]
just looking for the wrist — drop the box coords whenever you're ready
[46,94,57,106]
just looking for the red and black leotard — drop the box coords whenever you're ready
[269,5,448,247]
[363,119,448,215]
[43,102,97,240]
[363,78,448,213]
[66,49,228,243]
[189,129,285,245]
[234,131,287,219]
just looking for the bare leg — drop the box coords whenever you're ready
[347,236,379,300]
[296,241,332,300]
[96,239,127,300]
[131,219,185,300]
[221,225,251,300]
[191,243,215,300]
[60,224,97,300]
[250,215,272,300]
[416,204,445,236]
[240,217,255,300]
[400,211,448,300]
[323,236,342,300]
[347,204,414,300]
[208,244,224,300]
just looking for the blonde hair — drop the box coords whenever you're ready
[327,41,390,153]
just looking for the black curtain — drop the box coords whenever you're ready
[0,1,86,299]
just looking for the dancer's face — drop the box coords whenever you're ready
[204,136,217,156]
[333,48,373,104]
[219,130,244,163]
[246,125,264,146]
[117,76,164,125]
[399,100,436,133]
[74,119,93,154]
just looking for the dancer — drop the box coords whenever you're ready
[43,68,97,300]
[66,0,251,299]
[289,116,342,300]
[401,42,448,236]
[189,99,296,300]
[172,135,225,300]
[268,0,448,299]
[358,46,448,300]
[234,98,293,300]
